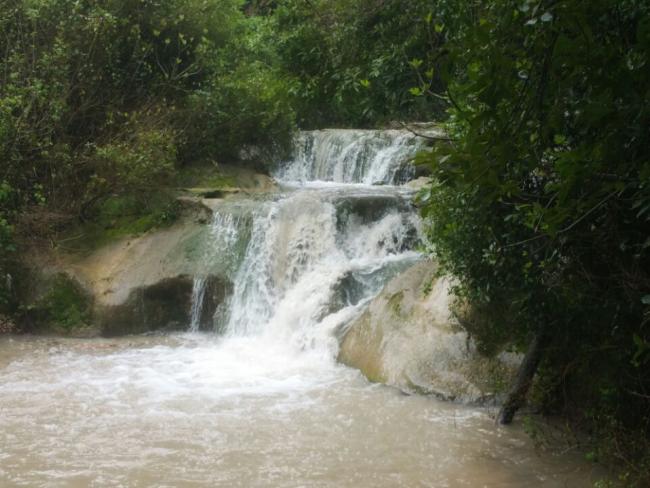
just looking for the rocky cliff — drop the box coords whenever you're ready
[338,260,520,404]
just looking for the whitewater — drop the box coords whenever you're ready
[0,129,601,487]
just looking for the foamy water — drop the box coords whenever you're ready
[0,130,604,486]
[0,335,602,487]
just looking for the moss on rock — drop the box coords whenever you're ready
[338,260,521,404]
[97,274,232,336]
[25,273,94,335]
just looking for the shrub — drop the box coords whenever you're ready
[38,274,92,332]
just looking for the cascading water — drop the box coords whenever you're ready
[223,188,421,353]
[0,129,602,487]
[192,129,424,349]
[188,209,247,332]
[188,276,207,332]
[275,129,425,185]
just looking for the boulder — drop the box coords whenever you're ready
[338,260,520,404]
[62,219,210,307]
[193,275,233,332]
[20,215,234,336]
[98,274,231,336]
[98,275,192,336]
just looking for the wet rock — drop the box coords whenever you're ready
[335,194,408,225]
[19,272,98,336]
[98,275,193,336]
[338,260,520,404]
[98,274,232,336]
[182,188,237,199]
[61,218,211,306]
[20,209,236,336]
[405,176,431,191]
[195,276,233,332]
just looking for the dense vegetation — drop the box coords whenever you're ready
[269,0,447,126]
[0,0,294,310]
[1,0,648,484]
[415,0,650,485]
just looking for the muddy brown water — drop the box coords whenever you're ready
[0,334,604,487]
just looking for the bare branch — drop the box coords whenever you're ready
[398,121,453,142]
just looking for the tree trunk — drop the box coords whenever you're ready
[497,332,546,425]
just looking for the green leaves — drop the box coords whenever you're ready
[632,334,650,367]
[540,12,553,23]
[419,2,650,470]
[553,134,566,145]
[271,0,447,126]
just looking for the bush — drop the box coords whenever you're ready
[0,182,16,312]
[271,0,447,127]
[37,274,92,332]
[179,15,297,164]
[418,0,650,481]
[0,0,296,223]
[87,109,178,211]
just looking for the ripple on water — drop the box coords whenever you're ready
[0,334,604,487]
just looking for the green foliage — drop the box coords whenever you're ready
[89,110,178,205]
[38,274,91,332]
[0,0,296,226]
[585,410,650,487]
[175,163,235,188]
[183,58,296,163]
[0,181,16,310]
[418,0,650,481]
[271,0,447,127]
[60,193,181,254]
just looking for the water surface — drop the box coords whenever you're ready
[0,129,603,486]
[0,334,601,487]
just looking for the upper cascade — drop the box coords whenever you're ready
[275,129,428,185]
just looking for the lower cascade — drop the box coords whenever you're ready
[0,129,602,487]
[190,129,423,348]
[223,188,421,339]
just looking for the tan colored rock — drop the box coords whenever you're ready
[338,260,520,403]
[18,165,276,336]
[23,211,232,336]
[62,219,207,307]
[219,164,277,193]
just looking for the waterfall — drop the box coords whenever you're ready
[275,129,427,185]
[188,210,246,332]
[189,277,207,332]
[2,128,601,488]
[224,189,420,338]
[191,129,424,348]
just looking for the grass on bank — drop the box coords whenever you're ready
[56,163,234,255]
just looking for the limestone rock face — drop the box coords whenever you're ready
[98,274,231,336]
[17,165,279,336]
[63,219,209,307]
[338,260,520,404]
[24,218,233,336]
[98,275,193,336]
